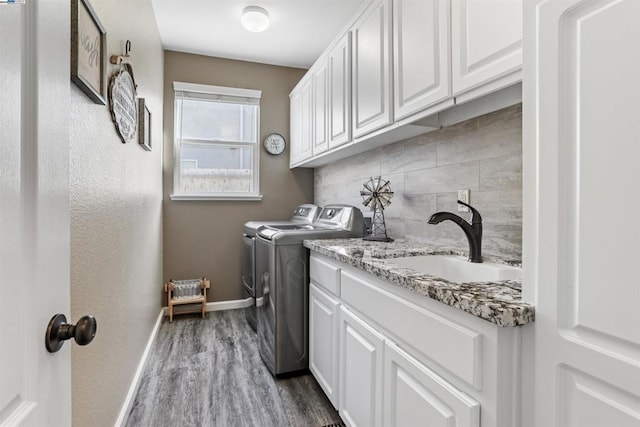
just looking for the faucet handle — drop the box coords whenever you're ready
[457,200,482,224]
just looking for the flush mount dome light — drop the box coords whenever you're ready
[241,6,270,32]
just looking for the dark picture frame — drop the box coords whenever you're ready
[138,98,152,151]
[71,0,106,104]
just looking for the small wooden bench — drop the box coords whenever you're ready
[164,277,210,322]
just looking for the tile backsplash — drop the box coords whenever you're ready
[315,104,522,261]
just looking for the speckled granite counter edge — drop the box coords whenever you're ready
[304,238,535,327]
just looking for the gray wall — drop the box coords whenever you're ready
[69,0,164,425]
[163,51,314,302]
[316,104,522,261]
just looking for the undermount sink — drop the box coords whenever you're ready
[391,255,521,283]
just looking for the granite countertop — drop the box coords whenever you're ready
[303,238,535,327]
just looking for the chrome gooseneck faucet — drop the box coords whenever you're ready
[428,200,483,263]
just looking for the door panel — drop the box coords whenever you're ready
[525,1,640,426]
[312,62,329,155]
[328,33,351,149]
[393,0,451,120]
[339,306,383,427]
[384,341,480,427]
[352,0,392,138]
[452,0,522,95]
[309,284,340,408]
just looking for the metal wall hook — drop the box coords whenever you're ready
[45,314,97,353]
[110,39,132,66]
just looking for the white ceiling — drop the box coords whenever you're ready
[150,0,367,69]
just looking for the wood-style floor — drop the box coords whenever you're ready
[125,308,343,427]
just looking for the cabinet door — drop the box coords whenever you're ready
[525,1,640,426]
[328,33,352,149]
[289,78,313,165]
[309,283,340,408]
[384,341,480,427]
[339,306,384,427]
[299,78,313,161]
[393,0,451,121]
[289,89,302,166]
[352,0,392,139]
[451,0,522,99]
[312,62,329,155]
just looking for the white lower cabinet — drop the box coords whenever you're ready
[309,253,524,427]
[384,340,480,427]
[339,306,384,427]
[309,283,340,408]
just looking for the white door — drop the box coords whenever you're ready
[0,1,71,425]
[524,1,640,426]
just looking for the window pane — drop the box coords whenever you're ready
[180,99,257,143]
[179,143,254,193]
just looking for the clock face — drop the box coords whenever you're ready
[263,133,286,155]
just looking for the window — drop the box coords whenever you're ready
[171,82,262,200]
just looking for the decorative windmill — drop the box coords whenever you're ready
[360,176,394,242]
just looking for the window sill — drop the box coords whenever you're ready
[170,193,263,201]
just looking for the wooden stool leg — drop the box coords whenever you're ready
[201,284,206,319]
[169,303,173,323]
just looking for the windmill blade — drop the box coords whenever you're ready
[362,195,373,207]
[363,178,375,192]
[368,197,377,210]
[378,180,391,192]
[378,194,393,204]
[374,177,383,191]
[360,189,372,196]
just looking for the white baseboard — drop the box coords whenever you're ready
[114,309,164,427]
[163,297,253,316]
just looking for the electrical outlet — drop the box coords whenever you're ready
[458,189,470,212]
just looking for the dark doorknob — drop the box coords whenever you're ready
[45,314,97,353]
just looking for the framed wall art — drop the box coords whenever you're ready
[138,98,152,151]
[108,63,137,143]
[71,0,106,104]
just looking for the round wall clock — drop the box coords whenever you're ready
[263,133,286,155]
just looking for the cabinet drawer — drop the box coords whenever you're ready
[310,255,341,296]
[341,270,482,388]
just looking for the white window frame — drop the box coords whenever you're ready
[170,81,263,201]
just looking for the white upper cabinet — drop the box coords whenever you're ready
[352,0,393,139]
[328,32,352,149]
[289,88,302,165]
[393,0,452,121]
[290,0,523,168]
[451,0,522,101]
[312,61,329,155]
[289,76,313,166]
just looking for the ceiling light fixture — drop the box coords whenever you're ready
[241,6,270,32]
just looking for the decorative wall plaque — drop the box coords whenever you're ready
[108,63,137,143]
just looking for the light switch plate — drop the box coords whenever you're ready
[458,189,470,212]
